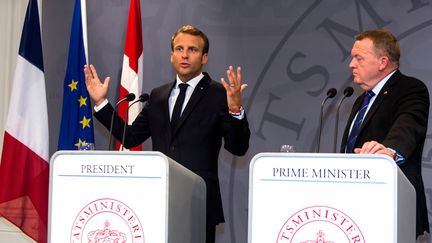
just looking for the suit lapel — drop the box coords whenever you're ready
[360,70,400,130]
[341,70,400,151]
[171,73,211,135]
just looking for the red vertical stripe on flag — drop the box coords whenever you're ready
[116,0,143,150]
[0,133,49,243]
[124,0,143,74]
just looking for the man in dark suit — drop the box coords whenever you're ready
[84,25,250,243]
[341,28,430,241]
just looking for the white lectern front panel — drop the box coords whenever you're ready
[249,153,399,243]
[49,151,168,243]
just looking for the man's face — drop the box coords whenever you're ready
[170,33,208,82]
[349,38,383,91]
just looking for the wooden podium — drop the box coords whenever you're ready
[48,151,206,243]
[248,153,416,243]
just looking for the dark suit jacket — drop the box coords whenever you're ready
[94,72,250,226]
[341,70,430,236]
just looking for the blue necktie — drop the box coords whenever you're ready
[171,83,189,132]
[346,91,375,153]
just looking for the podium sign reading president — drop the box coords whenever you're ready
[248,153,416,243]
[49,151,206,243]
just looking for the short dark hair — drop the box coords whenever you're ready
[171,25,209,54]
[355,28,400,66]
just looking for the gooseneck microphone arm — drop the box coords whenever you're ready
[121,93,149,151]
[333,87,354,153]
[316,88,337,153]
[108,93,136,150]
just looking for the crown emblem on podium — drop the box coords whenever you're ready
[87,220,127,243]
[300,230,334,243]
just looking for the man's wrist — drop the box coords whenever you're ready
[94,99,109,112]
[388,148,396,160]
[229,106,243,115]
[388,147,405,164]
[94,98,106,106]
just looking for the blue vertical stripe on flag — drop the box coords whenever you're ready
[58,0,94,150]
[19,0,43,72]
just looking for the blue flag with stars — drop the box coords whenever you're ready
[58,0,94,150]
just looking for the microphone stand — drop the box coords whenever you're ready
[333,87,354,153]
[121,93,149,151]
[108,93,135,150]
[316,88,337,153]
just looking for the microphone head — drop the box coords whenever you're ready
[343,86,354,97]
[139,93,149,102]
[125,93,136,101]
[115,93,136,106]
[327,88,337,98]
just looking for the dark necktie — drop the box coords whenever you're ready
[346,91,375,153]
[171,83,189,132]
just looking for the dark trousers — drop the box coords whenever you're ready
[206,225,215,243]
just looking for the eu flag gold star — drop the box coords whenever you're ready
[80,116,91,128]
[74,138,86,148]
[78,96,87,107]
[68,79,78,91]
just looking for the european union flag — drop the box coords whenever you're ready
[58,0,94,150]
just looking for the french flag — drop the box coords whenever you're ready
[0,0,49,242]
[116,0,144,150]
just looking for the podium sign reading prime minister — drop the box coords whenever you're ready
[248,153,416,243]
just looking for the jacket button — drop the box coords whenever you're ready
[170,145,175,150]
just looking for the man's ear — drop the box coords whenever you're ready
[379,55,389,71]
[201,53,208,65]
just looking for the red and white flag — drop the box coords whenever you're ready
[116,0,144,150]
[0,0,49,242]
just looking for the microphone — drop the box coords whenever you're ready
[316,88,337,153]
[108,93,136,150]
[333,86,354,153]
[120,93,149,151]
[116,93,136,106]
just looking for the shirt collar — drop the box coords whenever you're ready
[371,69,397,95]
[175,73,204,90]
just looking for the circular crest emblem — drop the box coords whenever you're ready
[277,205,365,243]
[70,198,144,243]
